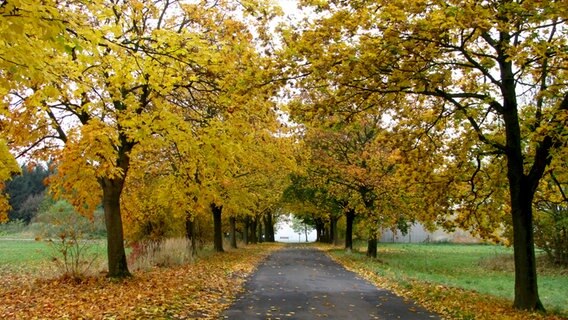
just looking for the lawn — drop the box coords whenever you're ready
[0,239,108,280]
[0,239,49,267]
[328,243,568,318]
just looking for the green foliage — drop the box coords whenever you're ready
[32,201,105,238]
[290,215,308,234]
[5,163,52,223]
[534,203,568,267]
[395,217,412,237]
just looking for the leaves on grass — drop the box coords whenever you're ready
[0,244,281,319]
[325,247,567,320]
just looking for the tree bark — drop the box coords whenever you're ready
[229,216,237,249]
[499,48,546,311]
[345,209,355,252]
[98,124,134,278]
[263,212,275,242]
[211,203,224,253]
[243,217,249,245]
[315,218,326,242]
[100,177,130,278]
[258,218,264,243]
[331,215,339,246]
[367,235,377,258]
[510,186,542,310]
[185,213,198,257]
[327,220,333,244]
[250,217,258,244]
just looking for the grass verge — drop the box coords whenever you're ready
[322,243,567,320]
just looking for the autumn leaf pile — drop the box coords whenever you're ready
[0,244,280,319]
[325,248,566,320]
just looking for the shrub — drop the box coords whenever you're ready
[13,193,45,223]
[33,201,101,279]
[0,219,26,236]
[534,203,568,267]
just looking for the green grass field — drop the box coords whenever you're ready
[0,239,107,275]
[0,240,49,267]
[331,243,568,316]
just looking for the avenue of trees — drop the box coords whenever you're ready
[1,0,567,313]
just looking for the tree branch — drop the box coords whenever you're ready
[527,92,568,192]
[550,171,568,203]
[433,88,507,152]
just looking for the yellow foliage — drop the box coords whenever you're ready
[0,140,20,222]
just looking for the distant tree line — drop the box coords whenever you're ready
[5,163,53,223]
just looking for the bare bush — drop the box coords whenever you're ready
[34,201,101,279]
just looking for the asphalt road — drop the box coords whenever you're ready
[221,247,439,320]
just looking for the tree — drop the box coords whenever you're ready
[5,162,51,222]
[283,172,346,245]
[283,0,568,310]
[289,116,410,256]
[2,0,282,277]
[290,214,309,242]
[0,140,20,222]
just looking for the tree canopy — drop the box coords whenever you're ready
[1,0,567,313]
[278,0,568,311]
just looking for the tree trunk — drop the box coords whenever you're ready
[315,218,326,242]
[315,223,321,242]
[510,189,542,310]
[331,216,339,246]
[367,236,377,258]
[250,218,258,244]
[229,216,237,249]
[185,213,197,257]
[258,218,264,243]
[100,178,130,278]
[211,203,224,253]
[499,52,546,310]
[243,217,249,245]
[264,213,275,242]
[327,221,333,244]
[345,209,355,252]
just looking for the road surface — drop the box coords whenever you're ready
[222,246,438,319]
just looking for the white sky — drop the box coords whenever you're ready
[275,215,317,242]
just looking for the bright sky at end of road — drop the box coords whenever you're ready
[275,218,317,243]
